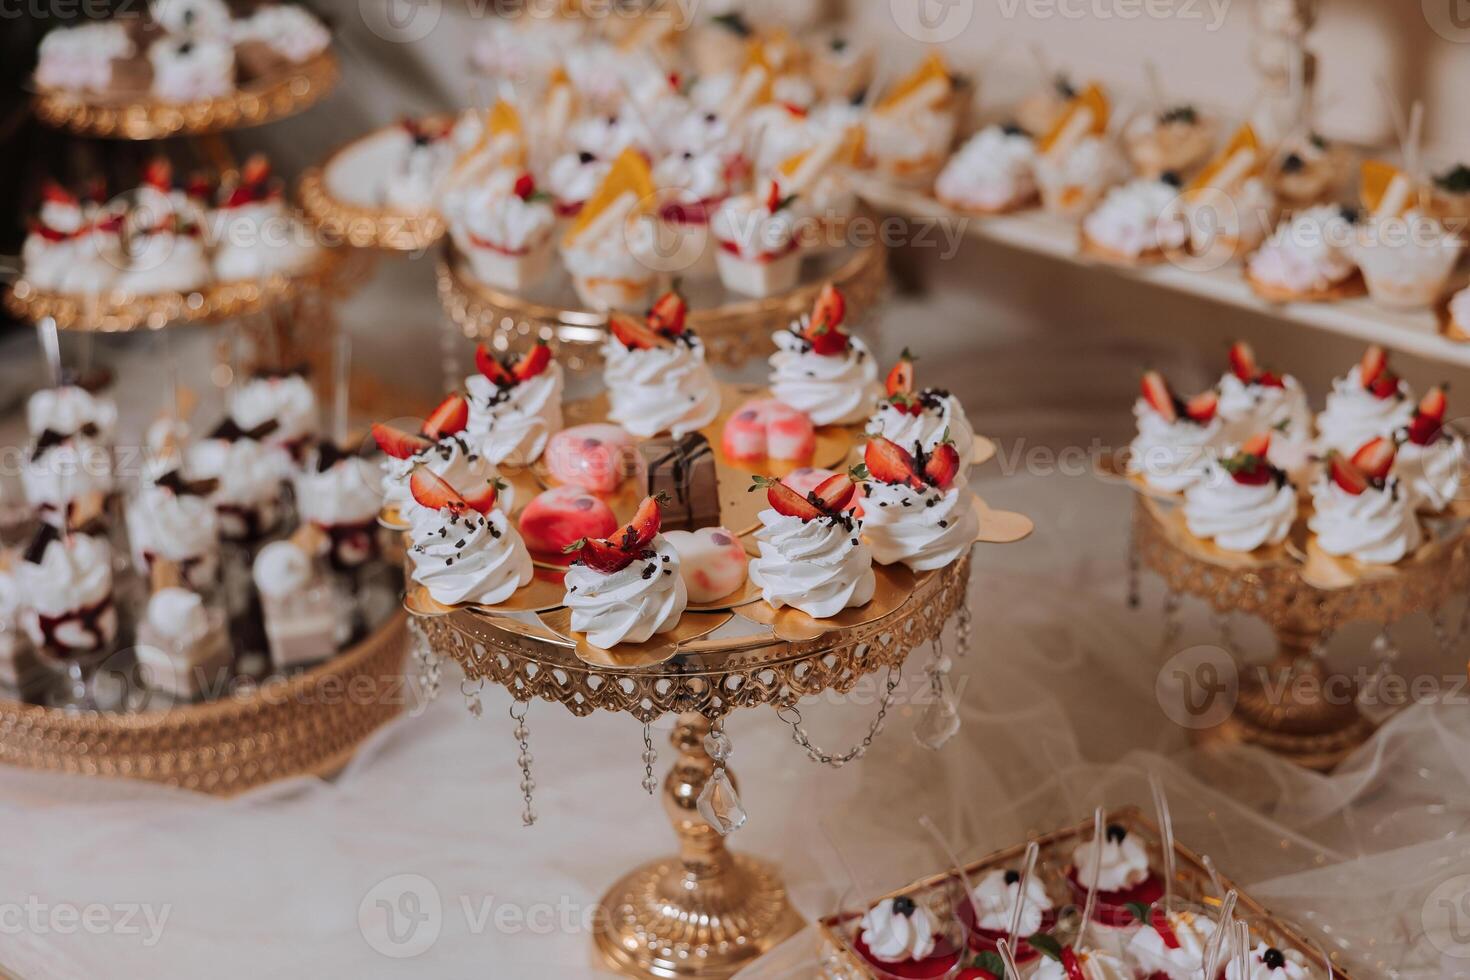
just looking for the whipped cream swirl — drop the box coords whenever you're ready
[858,899,938,964]
[381,435,504,525]
[768,329,880,427]
[1183,460,1297,553]
[23,439,115,524]
[187,437,286,540]
[230,375,320,453]
[1033,949,1134,980]
[1071,830,1151,893]
[1309,475,1422,564]
[971,869,1053,935]
[1396,434,1464,513]
[27,385,118,441]
[935,125,1038,211]
[601,336,721,439]
[1217,373,1312,444]
[1127,909,1219,980]
[145,588,210,645]
[1316,366,1414,455]
[17,533,117,654]
[466,363,565,465]
[410,506,533,607]
[866,390,976,473]
[564,536,688,647]
[748,510,875,618]
[126,483,220,588]
[295,459,382,528]
[1127,399,1223,493]
[1083,178,1188,257]
[862,482,978,571]
[1225,943,1315,980]
[1247,204,1356,293]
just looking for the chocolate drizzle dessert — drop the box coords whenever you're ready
[639,433,720,532]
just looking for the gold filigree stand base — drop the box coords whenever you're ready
[594,712,805,979]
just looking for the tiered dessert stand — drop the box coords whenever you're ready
[404,387,1031,978]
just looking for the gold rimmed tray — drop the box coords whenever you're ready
[0,610,408,796]
[537,607,734,669]
[32,51,338,139]
[734,563,920,642]
[435,206,888,371]
[818,805,1358,979]
[4,244,345,333]
[298,120,450,252]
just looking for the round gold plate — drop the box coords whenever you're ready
[734,562,919,642]
[0,611,409,796]
[32,51,339,139]
[537,607,734,668]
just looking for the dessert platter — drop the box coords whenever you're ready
[0,352,410,796]
[5,155,344,333]
[30,0,337,139]
[387,283,1031,978]
[1101,341,1470,769]
[819,806,1354,979]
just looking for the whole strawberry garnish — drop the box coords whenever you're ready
[422,393,470,439]
[563,495,663,573]
[1327,452,1369,496]
[1141,370,1178,423]
[863,437,927,491]
[1228,340,1258,383]
[372,423,431,460]
[1221,433,1278,486]
[1185,390,1218,424]
[513,172,536,200]
[1350,436,1396,482]
[1407,386,1448,446]
[609,311,669,350]
[802,285,852,356]
[511,341,553,382]
[885,349,915,399]
[1148,906,1180,950]
[648,290,688,336]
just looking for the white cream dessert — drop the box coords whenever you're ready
[564,534,687,647]
[1082,177,1188,259]
[1127,371,1223,494]
[1127,909,1219,980]
[229,372,321,463]
[36,22,135,92]
[187,429,287,542]
[767,291,880,427]
[1032,948,1133,980]
[23,187,125,295]
[448,172,557,291]
[117,195,211,297]
[969,868,1054,936]
[1184,438,1297,553]
[857,897,939,964]
[1037,137,1126,219]
[126,475,221,592]
[861,436,977,572]
[601,319,721,440]
[1310,455,1421,565]
[230,5,331,63]
[748,474,874,619]
[151,0,232,36]
[211,157,316,281]
[545,152,611,219]
[867,393,977,475]
[1218,342,1312,451]
[567,111,653,160]
[1124,104,1216,178]
[27,384,117,444]
[22,437,115,528]
[1451,286,1470,334]
[1316,348,1414,456]
[1247,205,1357,297]
[382,432,502,524]
[466,343,564,465]
[252,538,338,669]
[410,502,533,607]
[134,587,230,701]
[16,530,117,657]
[711,182,802,297]
[1351,209,1463,310]
[1396,388,1463,512]
[295,450,383,570]
[864,53,958,182]
[1070,826,1152,894]
[383,119,454,213]
[1225,943,1316,980]
[934,124,1039,214]
[149,36,235,102]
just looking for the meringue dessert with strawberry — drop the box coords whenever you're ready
[23,182,124,295]
[867,351,977,475]
[1126,906,1219,980]
[1127,371,1223,494]
[467,341,564,466]
[769,284,880,427]
[602,294,721,439]
[1246,204,1359,302]
[1184,435,1297,554]
[211,156,316,281]
[448,171,557,292]
[408,469,532,607]
[748,470,875,619]
[563,497,689,648]
[374,394,505,525]
[1081,174,1188,263]
[861,438,978,572]
[1218,342,1312,473]
[711,178,802,297]
[1394,387,1463,513]
[1311,441,1422,564]
[934,123,1039,215]
[1065,823,1163,954]
[1316,346,1414,456]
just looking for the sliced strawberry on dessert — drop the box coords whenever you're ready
[409,466,468,513]
[562,535,638,573]
[886,391,924,416]
[612,495,663,552]
[422,392,470,439]
[1184,390,1218,424]
[1141,370,1178,423]
[1350,436,1396,481]
[1228,340,1258,383]
[812,471,859,512]
[609,311,668,350]
[751,476,825,520]
[1359,344,1387,389]
[647,290,688,336]
[1327,452,1369,496]
[1408,386,1448,446]
[1222,433,1274,485]
[511,341,553,382]
[923,441,961,490]
[1148,906,1180,950]
[864,437,927,491]
[885,349,916,398]
[241,154,271,186]
[475,344,515,386]
[460,479,502,515]
[512,172,536,200]
[1241,432,1271,458]
[764,178,782,214]
[1059,948,1086,980]
[810,282,846,332]
[372,423,431,460]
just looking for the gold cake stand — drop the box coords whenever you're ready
[0,611,409,796]
[1131,493,1470,770]
[31,52,339,140]
[298,121,450,252]
[435,211,889,371]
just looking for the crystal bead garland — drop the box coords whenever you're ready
[914,632,961,750]
[461,677,484,718]
[697,718,747,836]
[510,700,536,827]
[640,722,658,795]
[408,619,442,707]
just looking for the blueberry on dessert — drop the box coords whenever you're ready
[561,496,689,648]
[1225,942,1316,980]
[407,468,533,607]
[747,469,875,619]
[1309,439,1423,565]
[1395,386,1463,513]
[768,284,880,427]
[935,123,1039,215]
[861,436,979,571]
[467,340,565,466]
[1124,102,1217,178]
[1126,370,1224,494]
[1315,346,1414,456]
[853,894,960,979]
[601,291,721,439]
[957,866,1057,963]
[1065,824,1164,948]
[869,350,977,472]
[1184,433,1297,554]
[374,391,504,524]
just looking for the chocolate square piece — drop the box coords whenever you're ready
[639,434,720,532]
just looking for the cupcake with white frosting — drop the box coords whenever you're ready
[1311,442,1422,564]
[860,437,978,572]
[748,471,874,618]
[127,469,222,593]
[1184,435,1297,553]
[1315,346,1414,456]
[1127,371,1224,494]
[1225,943,1316,980]
[562,497,687,648]
[21,432,115,529]
[15,528,117,659]
[1394,387,1464,513]
[467,341,564,465]
[867,352,977,475]
[768,285,879,427]
[934,124,1039,215]
[1081,175,1188,263]
[1246,205,1359,302]
[447,171,557,292]
[602,299,721,440]
[1127,907,1220,980]
[408,471,532,607]
[1218,341,1313,476]
[229,371,320,466]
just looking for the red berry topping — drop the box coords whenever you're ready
[241,154,271,187]
[648,290,688,336]
[1228,340,1257,382]
[1408,386,1447,446]
[460,479,500,516]
[1328,452,1370,496]
[1141,370,1177,423]
[372,423,431,460]
[812,471,858,512]
[475,343,514,385]
[143,157,172,192]
[1350,436,1396,481]
[864,437,927,491]
[1223,433,1276,485]
[613,495,662,552]
[409,466,469,513]
[1184,390,1219,424]
[1060,948,1086,980]
[1149,906,1181,950]
[513,172,536,200]
[809,282,846,333]
[609,311,669,350]
[422,393,470,439]
[564,536,639,573]
[885,349,916,399]
[511,341,553,382]
[923,441,962,490]
[1241,432,1271,459]
[563,496,664,573]
[1359,345,1387,389]
[757,477,826,521]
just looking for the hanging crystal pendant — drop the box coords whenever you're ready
[914,675,961,750]
[697,767,748,836]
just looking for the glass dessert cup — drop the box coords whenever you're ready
[836,883,968,980]
[956,860,1069,965]
[35,642,114,710]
